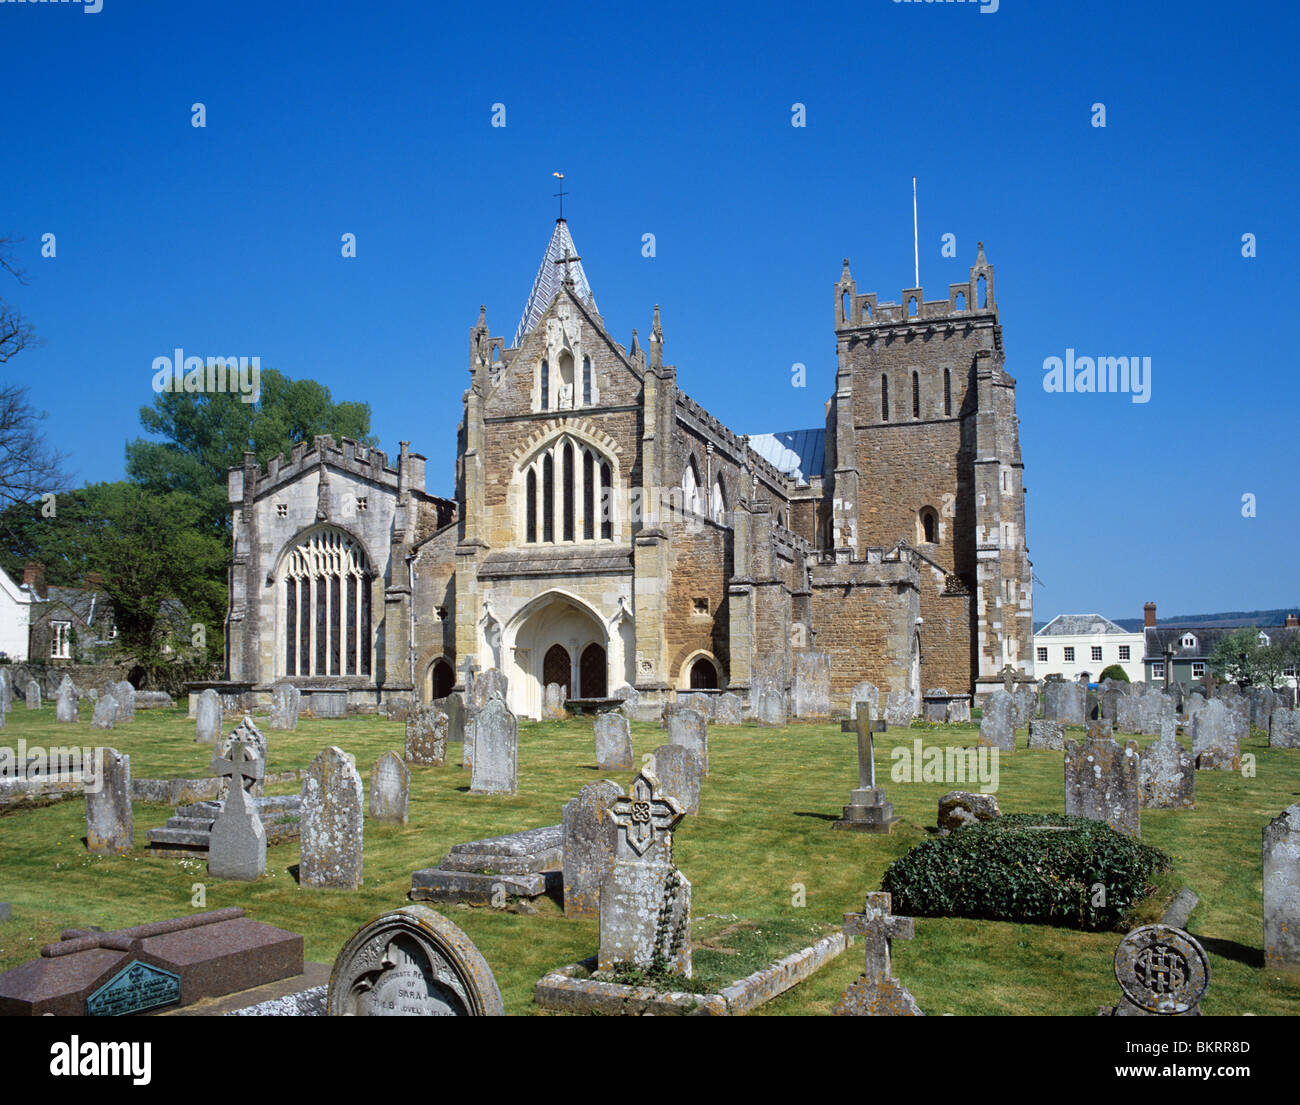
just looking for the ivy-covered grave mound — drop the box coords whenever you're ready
[881,814,1170,931]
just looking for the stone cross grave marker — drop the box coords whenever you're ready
[207,739,267,881]
[834,891,922,1016]
[833,707,899,833]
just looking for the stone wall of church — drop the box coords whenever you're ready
[663,515,733,685]
[410,522,459,699]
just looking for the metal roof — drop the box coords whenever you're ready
[512,219,598,348]
[747,429,825,484]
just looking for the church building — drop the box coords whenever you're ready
[223,218,1034,719]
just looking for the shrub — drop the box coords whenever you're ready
[881,813,1169,931]
[1099,664,1130,684]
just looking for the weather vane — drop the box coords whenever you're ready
[552,171,567,221]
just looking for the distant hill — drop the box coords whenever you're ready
[1035,609,1300,633]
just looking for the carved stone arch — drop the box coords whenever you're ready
[671,645,725,690]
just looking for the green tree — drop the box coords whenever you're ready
[1209,627,1268,686]
[1098,663,1130,683]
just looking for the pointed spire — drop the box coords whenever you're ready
[629,328,640,357]
[841,258,853,283]
[976,241,987,266]
[512,220,598,348]
[649,305,663,369]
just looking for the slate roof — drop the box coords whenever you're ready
[1143,624,1300,661]
[1035,614,1134,637]
[747,429,825,485]
[513,219,598,348]
[34,585,112,629]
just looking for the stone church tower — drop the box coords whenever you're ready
[222,219,1032,718]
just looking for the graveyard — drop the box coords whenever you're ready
[1,698,1297,1016]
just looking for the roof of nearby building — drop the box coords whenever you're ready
[36,585,110,627]
[1036,614,1134,637]
[513,219,598,348]
[1143,623,1300,661]
[747,429,825,484]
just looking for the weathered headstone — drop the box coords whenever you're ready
[755,688,787,727]
[850,681,879,721]
[55,676,78,723]
[90,693,118,731]
[0,669,10,712]
[676,692,715,720]
[598,769,690,977]
[25,680,40,710]
[1043,679,1084,725]
[613,684,640,721]
[405,703,449,766]
[327,905,504,1015]
[667,707,708,774]
[435,692,465,743]
[978,689,1015,752]
[195,688,222,745]
[1027,718,1065,750]
[1249,686,1276,732]
[834,892,922,1016]
[884,688,915,728]
[1269,706,1300,749]
[1139,728,1195,810]
[471,667,508,707]
[469,697,517,796]
[1191,699,1242,771]
[409,825,561,905]
[270,682,301,731]
[208,739,267,881]
[713,691,743,725]
[369,751,410,825]
[1012,684,1037,727]
[111,681,135,723]
[792,652,832,719]
[562,780,625,918]
[1263,802,1300,978]
[937,791,1000,834]
[1104,924,1209,1016]
[1064,723,1140,838]
[85,748,132,855]
[650,743,703,816]
[594,712,633,771]
[542,682,568,720]
[300,746,364,890]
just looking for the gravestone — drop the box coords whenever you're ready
[1182,689,1207,726]
[470,697,517,796]
[55,676,78,723]
[369,751,410,825]
[598,769,690,977]
[1249,686,1276,732]
[713,691,743,725]
[978,689,1014,752]
[884,688,915,728]
[834,892,922,1016]
[594,712,633,771]
[90,693,118,731]
[25,680,40,710]
[195,688,222,745]
[215,715,268,800]
[85,748,132,855]
[1104,924,1210,1016]
[1263,802,1300,978]
[850,681,879,721]
[0,669,10,711]
[1043,679,1084,724]
[756,688,787,727]
[405,703,449,766]
[270,682,301,731]
[111,682,135,723]
[327,905,504,1015]
[311,688,348,718]
[1139,728,1195,810]
[1117,692,1169,736]
[667,708,708,774]
[134,690,173,709]
[676,692,715,720]
[613,684,640,721]
[409,825,561,905]
[923,689,950,723]
[650,743,703,816]
[300,746,365,890]
[471,667,508,707]
[1012,684,1037,727]
[542,682,568,721]
[1064,723,1140,838]
[1027,718,1065,751]
[833,708,898,833]
[435,693,465,743]
[562,780,625,918]
[1269,707,1300,749]
[937,791,1000,834]
[1191,699,1241,771]
[208,739,267,881]
[792,651,831,719]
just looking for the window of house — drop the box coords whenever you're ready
[1037,647,1048,663]
[1153,661,1165,678]
[1285,667,1297,678]
[1064,646,1075,663]
[1180,634,1197,648]
[1091,646,1103,662]
[1119,645,1130,661]
[1192,662,1205,678]
[51,622,72,659]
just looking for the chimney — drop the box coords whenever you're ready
[1143,601,1157,628]
[1286,614,1299,628]
[22,561,47,600]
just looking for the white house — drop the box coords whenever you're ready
[1034,614,1145,684]
[0,565,35,662]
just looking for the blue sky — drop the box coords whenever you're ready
[3,0,1296,622]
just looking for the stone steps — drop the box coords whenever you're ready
[147,796,303,857]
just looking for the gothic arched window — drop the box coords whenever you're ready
[522,434,616,545]
[711,476,726,522]
[279,526,372,678]
[582,356,592,405]
[540,359,549,410]
[682,459,703,515]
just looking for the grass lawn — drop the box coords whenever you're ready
[1,704,1297,1015]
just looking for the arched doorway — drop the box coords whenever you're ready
[428,658,454,701]
[689,657,719,689]
[580,643,607,698]
[543,644,571,694]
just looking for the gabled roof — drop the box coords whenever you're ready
[35,585,111,628]
[747,429,826,484]
[513,220,598,348]
[1036,614,1134,637]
